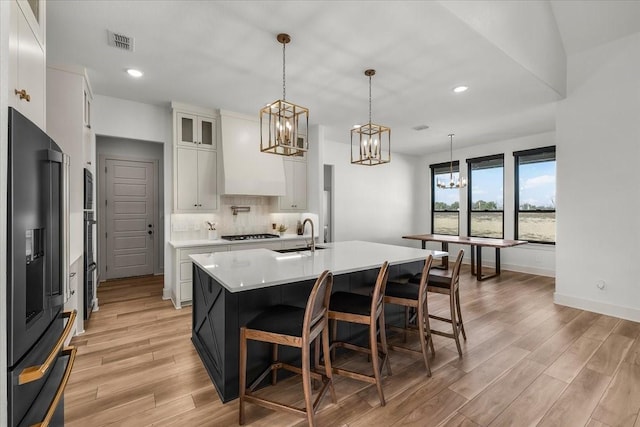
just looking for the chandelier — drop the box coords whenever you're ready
[351,69,390,166]
[437,134,467,189]
[260,33,309,156]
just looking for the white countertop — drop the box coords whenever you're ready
[169,234,314,249]
[189,240,447,293]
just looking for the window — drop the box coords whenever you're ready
[467,154,504,238]
[431,161,460,235]
[514,146,556,244]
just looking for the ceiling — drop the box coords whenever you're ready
[46,1,640,155]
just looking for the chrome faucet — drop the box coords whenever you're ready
[302,218,315,252]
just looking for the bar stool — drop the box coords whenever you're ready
[426,249,466,356]
[384,254,435,376]
[325,261,391,406]
[239,270,336,426]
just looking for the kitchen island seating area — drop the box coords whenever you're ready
[190,241,447,404]
[239,270,336,426]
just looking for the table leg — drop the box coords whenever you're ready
[432,242,449,270]
[470,245,476,275]
[476,246,501,281]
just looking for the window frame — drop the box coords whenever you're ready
[513,146,556,245]
[466,154,505,238]
[430,161,460,236]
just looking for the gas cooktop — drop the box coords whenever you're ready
[221,233,280,241]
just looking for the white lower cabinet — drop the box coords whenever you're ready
[173,245,228,308]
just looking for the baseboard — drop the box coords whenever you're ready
[162,288,172,300]
[554,292,640,323]
[460,259,555,277]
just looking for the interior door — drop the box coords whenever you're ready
[105,159,155,279]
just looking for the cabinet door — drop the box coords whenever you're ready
[279,160,307,211]
[9,1,45,130]
[176,148,199,211]
[292,160,307,210]
[177,112,198,147]
[197,150,218,210]
[198,116,216,150]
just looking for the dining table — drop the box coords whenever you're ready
[402,234,528,281]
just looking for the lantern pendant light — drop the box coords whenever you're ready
[260,33,309,156]
[436,133,467,189]
[351,69,390,165]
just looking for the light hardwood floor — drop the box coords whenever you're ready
[66,268,640,426]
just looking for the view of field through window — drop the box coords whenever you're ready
[432,151,556,243]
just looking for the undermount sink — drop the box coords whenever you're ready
[274,246,326,253]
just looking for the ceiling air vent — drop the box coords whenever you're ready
[107,30,134,52]
[412,125,430,131]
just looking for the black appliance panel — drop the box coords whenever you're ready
[7,315,63,426]
[83,168,93,210]
[7,108,65,368]
[84,211,96,320]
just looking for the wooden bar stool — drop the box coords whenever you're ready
[421,249,466,356]
[384,254,435,376]
[239,270,336,426]
[324,261,391,406]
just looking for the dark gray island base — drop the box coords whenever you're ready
[191,260,422,403]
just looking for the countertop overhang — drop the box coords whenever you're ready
[189,240,447,293]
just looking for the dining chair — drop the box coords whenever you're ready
[383,254,435,375]
[323,261,391,406]
[239,270,336,426]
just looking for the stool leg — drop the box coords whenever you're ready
[322,325,337,403]
[331,319,337,361]
[450,292,463,357]
[424,299,435,356]
[239,327,247,425]
[370,315,386,406]
[456,288,466,340]
[403,306,409,342]
[271,344,278,385]
[378,310,392,377]
[417,301,432,377]
[301,344,315,426]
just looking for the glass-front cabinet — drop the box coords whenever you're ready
[177,112,216,150]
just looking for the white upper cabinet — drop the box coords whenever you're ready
[279,158,307,211]
[177,112,216,150]
[9,0,46,129]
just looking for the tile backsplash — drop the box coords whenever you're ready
[171,196,304,240]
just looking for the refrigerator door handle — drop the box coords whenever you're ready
[18,310,77,385]
[62,154,70,302]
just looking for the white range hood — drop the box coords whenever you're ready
[219,110,286,196]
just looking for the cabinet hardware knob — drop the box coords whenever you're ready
[194,204,198,207]
[148,230,153,235]
[15,89,31,102]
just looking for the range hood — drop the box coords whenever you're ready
[219,110,286,196]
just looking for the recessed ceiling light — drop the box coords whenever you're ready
[126,68,143,78]
[453,85,468,93]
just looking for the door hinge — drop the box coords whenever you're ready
[105,232,108,238]
[105,166,107,173]
[106,265,108,271]
[105,199,108,206]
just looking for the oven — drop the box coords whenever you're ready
[84,211,97,320]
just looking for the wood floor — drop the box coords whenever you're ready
[65,268,640,426]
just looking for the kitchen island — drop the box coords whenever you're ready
[189,240,446,402]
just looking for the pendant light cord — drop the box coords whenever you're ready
[449,134,454,178]
[282,40,286,101]
[368,74,372,125]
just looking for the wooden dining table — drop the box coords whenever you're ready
[402,234,528,281]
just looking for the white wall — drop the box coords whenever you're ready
[555,33,640,321]
[92,95,173,297]
[322,139,419,246]
[414,132,557,276]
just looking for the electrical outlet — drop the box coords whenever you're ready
[596,280,606,290]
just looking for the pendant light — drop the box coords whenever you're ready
[437,133,467,189]
[351,69,391,166]
[260,33,309,156]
